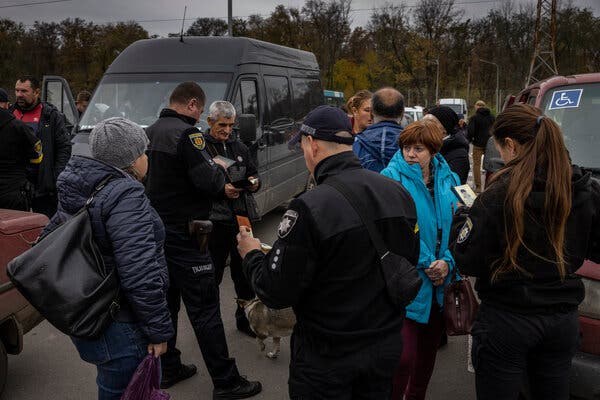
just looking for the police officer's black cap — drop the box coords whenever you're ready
[0,88,8,103]
[288,105,354,147]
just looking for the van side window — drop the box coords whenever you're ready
[291,78,322,120]
[264,75,292,124]
[233,80,259,122]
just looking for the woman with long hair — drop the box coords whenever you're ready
[346,89,372,135]
[453,103,600,399]
[381,119,461,400]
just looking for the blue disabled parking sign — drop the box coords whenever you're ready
[549,89,583,110]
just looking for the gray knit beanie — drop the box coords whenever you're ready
[89,117,149,169]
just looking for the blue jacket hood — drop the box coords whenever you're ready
[353,121,402,172]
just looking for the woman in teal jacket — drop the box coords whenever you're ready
[381,118,460,400]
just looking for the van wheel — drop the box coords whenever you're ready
[0,340,6,395]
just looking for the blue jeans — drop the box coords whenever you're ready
[71,321,151,400]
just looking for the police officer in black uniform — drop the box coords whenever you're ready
[145,82,261,399]
[237,105,420,399]
[0,106,43,210]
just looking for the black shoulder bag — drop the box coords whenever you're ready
[326,178,422,310]
[7,177,120,339]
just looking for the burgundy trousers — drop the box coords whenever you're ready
[391,307,445,400]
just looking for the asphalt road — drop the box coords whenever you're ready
[2,208,476,400]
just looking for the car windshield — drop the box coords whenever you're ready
[79,73,231,132]
[541,82,600,169]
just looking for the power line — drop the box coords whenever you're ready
[0,0,72,9]
[18,0,502,28]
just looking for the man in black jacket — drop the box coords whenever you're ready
[467,100,495,193]
[205,101,260,337]
[238,105,420,399]
[10,75,71,217]
[0,107,43,210]
[145,82,261,399]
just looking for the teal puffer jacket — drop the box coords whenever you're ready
[382,152,460,323]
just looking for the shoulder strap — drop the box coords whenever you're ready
[84,176,113,209]
[325,177,389,260]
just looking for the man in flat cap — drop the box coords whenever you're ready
[237,105,420,399]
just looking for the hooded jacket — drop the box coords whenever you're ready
[382,152,460,323]
[353,120,402,172]
[467,107,495,148]
[440,133,470,184]
[10,102,71,196]
[41,156,174,343]
[453,165,600,314]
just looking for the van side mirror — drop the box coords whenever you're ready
[238,114,257,143]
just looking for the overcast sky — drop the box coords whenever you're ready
[1,0,598,37]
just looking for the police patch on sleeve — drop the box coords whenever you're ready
[188,132,206,151]
[457,217,473,244]
[278,210,298,238]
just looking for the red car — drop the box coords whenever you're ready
[0,209,48,395]
[507,73,600,399]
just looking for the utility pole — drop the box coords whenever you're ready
[466,66,470,107]
[228,0,233,37]
[428,58,440,104]
[435,58,440,103]
[526,0,558,86]
[479,58,499,112]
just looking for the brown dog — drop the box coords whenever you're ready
[237,298,296,359]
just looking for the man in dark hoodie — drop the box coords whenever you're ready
[353,87,404,172]
[0,105,43,210]
[427,106,470,184]
[467,100,495,193]
[10,75,71,217]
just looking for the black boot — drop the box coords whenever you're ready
[213,376,262,399]
[160,363,197,389]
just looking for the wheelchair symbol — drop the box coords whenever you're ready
[554,93,574,107]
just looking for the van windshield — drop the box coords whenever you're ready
[541,82,600,169]
[79,73,231,132]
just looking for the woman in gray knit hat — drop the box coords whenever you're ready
[41,117,173,400]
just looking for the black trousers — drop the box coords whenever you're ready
[289,332,403,399]
[209,222,255,324]
[0,191,28,211]
[31,193,57,218]
[472,304,579,400]
[161,232,239,389]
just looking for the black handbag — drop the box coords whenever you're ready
[326,178,422,310]
[7,177,120,339]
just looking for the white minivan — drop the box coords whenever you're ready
[439,98,468,118]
